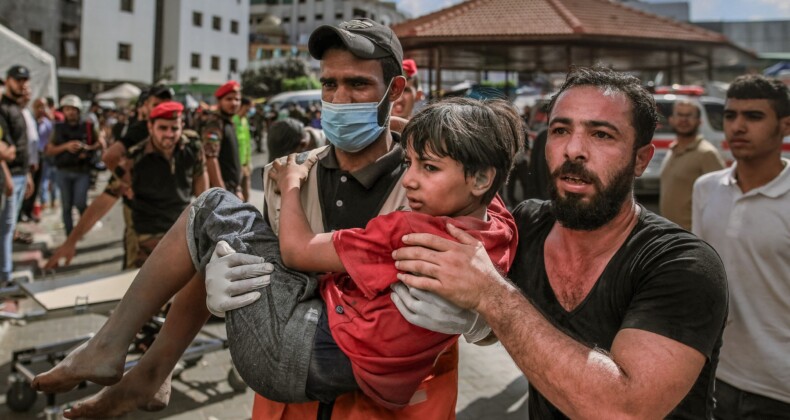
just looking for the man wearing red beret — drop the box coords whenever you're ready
[200,80,242,196]
[391,59,424,120]
[47,101,209,269]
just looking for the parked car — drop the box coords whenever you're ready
[267,89,321,111]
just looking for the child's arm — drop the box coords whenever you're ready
[269,153,345,273]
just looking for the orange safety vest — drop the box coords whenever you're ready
[251,343,459,420]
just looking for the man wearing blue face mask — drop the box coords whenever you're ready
[49,18,468,420]
[209,18,469,419]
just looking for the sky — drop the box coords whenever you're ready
[393,0,790,22]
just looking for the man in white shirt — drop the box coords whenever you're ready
[692,74,790,419]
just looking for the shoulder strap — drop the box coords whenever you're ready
[85,121,93,145]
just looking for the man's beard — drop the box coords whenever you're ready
[5,85,23,99]
[673,126,698,137]
[549,158,635,231]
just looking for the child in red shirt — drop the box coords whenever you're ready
[32,97,524,416]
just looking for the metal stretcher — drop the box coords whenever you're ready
[0,269,245,418]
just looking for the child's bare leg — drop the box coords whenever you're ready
[33,208,197,393]
[63,273,211,419]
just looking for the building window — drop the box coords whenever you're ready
[299,0,306,3]
[193,11,203,27]
[191,53,201,69]
[298,16,305,23]
[211,55,220,70]
[335,12,343,19]
[212,16,221,31]
[283,16,291,23]
[59,23,80,69]
[316,14,323,21]
[229,58,238,73]
[353,8,367,18]
[118,43,132,61]
[29,30,43,46]
[230,20,239,34]
[120,0,133,12]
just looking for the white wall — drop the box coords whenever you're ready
[70,0,156,84]
[251,0,405,46]
[162,0,249,85]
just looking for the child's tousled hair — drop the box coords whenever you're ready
[401,97,524,204]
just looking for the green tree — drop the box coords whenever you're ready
[241,57,314,98]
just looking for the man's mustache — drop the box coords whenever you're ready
[551,160,601,187]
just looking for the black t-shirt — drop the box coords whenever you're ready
[317,137,405,232]
[309,137,407,391]
[0,95,29,175]
[509,200,727,420]
[218,113,241,191]
[51,119,100,171]
[126,135,204,234]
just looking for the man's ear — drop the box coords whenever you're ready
[780,115,790,137]
[415,90,424,102]
[471,167,496,198]
[389,76,407,103]
[634,143,655,177]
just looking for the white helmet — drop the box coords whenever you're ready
[59,94,82,110]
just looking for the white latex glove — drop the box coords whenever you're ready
[205,240,273,317]
[391,282,492,343]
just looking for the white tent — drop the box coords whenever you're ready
[94,82,141,101]
[0,23,58,102]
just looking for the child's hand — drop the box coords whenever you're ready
[269,152,317,192]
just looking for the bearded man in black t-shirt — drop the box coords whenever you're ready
[391,66,728,419]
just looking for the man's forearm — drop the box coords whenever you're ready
[276,181,343,272]
[64,193,120,245]
[205,158,225,189]
[480,280,663,419]
[102,142,126,171]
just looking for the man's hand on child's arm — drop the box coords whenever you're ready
[205,241,274,317]
[391,282,493,344]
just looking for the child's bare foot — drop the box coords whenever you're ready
[62,371,172,419]
[31,339,126,393]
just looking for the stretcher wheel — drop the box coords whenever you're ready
[227,366,247,393]
[6,379,37,412]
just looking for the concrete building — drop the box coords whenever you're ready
[160,0,249,89]
[0,0,155,97]
[695,20,790,56]
[249,0,405,46]
[0,0,249,98]
[621,1,690,22]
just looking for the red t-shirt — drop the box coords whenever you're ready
[322,196,517,410]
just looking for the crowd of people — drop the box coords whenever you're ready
[0,16,788,420]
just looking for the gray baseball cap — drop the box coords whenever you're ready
[6,65,30,80]
[308,18,402,68]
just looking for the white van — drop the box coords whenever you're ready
[267,89,321,111]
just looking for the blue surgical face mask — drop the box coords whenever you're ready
[320,82,392,153]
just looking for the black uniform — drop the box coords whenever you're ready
[0,95,28,176]
[200,111,241,193]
